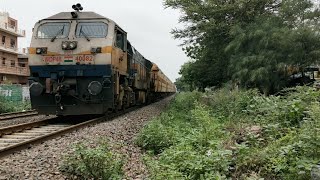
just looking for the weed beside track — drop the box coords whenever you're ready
[137,87,320,179]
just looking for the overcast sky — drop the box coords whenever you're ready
[0,0,187,82]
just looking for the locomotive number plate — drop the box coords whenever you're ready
[74,55,94,62]
[43,55,94,63]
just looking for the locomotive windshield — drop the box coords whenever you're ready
[76,22,108,38]
[37,22,70,39]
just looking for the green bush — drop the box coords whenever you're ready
[0,97,31,113]
[171,91,202,112]
[138,86,320,179]
[202,88,258,117]
[60,140,124,179]
[138,94,233,179]
[136,91,202,154]
[136,116,178,154]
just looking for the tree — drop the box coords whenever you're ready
[227,0,320,93]
[174,77,190,92]
[166,0,320,94]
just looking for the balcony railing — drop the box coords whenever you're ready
[0,42,20,54]
[0,66,29,76]
[0,23,25,37]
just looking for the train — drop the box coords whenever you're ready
[28,4,176,116]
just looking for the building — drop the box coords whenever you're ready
[0,12,28,85]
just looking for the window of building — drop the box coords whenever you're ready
[18,63,26,67]
[10,39,15,48]
[10,20,16,29]
[2,36,5,45]
[10,60,15,67]
[2,58,6,66]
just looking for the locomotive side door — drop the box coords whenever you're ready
[112,27,128,108]
[112,27,128,76]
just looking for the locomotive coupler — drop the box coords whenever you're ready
[55,94,64,111]
[55,93,62,104]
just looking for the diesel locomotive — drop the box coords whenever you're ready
[28,4,176,116]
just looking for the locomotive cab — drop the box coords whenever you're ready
[28,5,131,115]
[28,4,175,116]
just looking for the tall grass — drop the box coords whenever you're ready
[60,140,124,179]
[0,97,31,113]
[137,87,320,179]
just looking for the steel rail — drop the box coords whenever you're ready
[0,110,38,121]
[0,106,139,158]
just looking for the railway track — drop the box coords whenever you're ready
[0,110,38,121]
[0,107,138,158]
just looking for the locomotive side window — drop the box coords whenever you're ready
[115,29,126,51]
[76,22,108,38]
[37,22,70,39]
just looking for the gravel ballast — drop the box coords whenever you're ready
[0,96,173,179]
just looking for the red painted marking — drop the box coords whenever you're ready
[43,56,62,63]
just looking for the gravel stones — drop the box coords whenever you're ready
[0,96,173,179]
[0,115,56,128]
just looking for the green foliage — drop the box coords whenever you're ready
[227,13,320,94]
[136,116,178,154]
[0,97,31,113]
[60,140,124,179]
[136,91,202,154]
[202,88,259,117]
[175,76,193,92]
[138,86,320,179]
[167,0,320,94]
[175,62,196,91]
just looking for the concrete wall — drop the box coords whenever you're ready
[0,84,30,102]
[0,51,29,85]
[22,86,30,101]
[0,12,9,25]
[0,31,18,49]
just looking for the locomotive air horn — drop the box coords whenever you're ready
[72,3,83,12]
[71,3,83,18]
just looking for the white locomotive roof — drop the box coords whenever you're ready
[43,11,111,21]
[40,11,126,32]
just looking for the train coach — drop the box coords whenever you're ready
[28,4,175,116]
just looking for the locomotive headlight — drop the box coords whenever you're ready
[36,47,47,54]
[36,48,42,54]
[87,81,102,95]
[29,82,44,96]
[61,42,69,50]
[62,41,77,50]
[69,41,77,50]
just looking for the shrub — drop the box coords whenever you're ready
[202,88,258,117]
[0,97,31,113]
[170,91,202,112]
[136,91,202,154]
[136,116,178,154]
[138,86,320,179]
[60,140,124,179]
[146,144,231,180]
